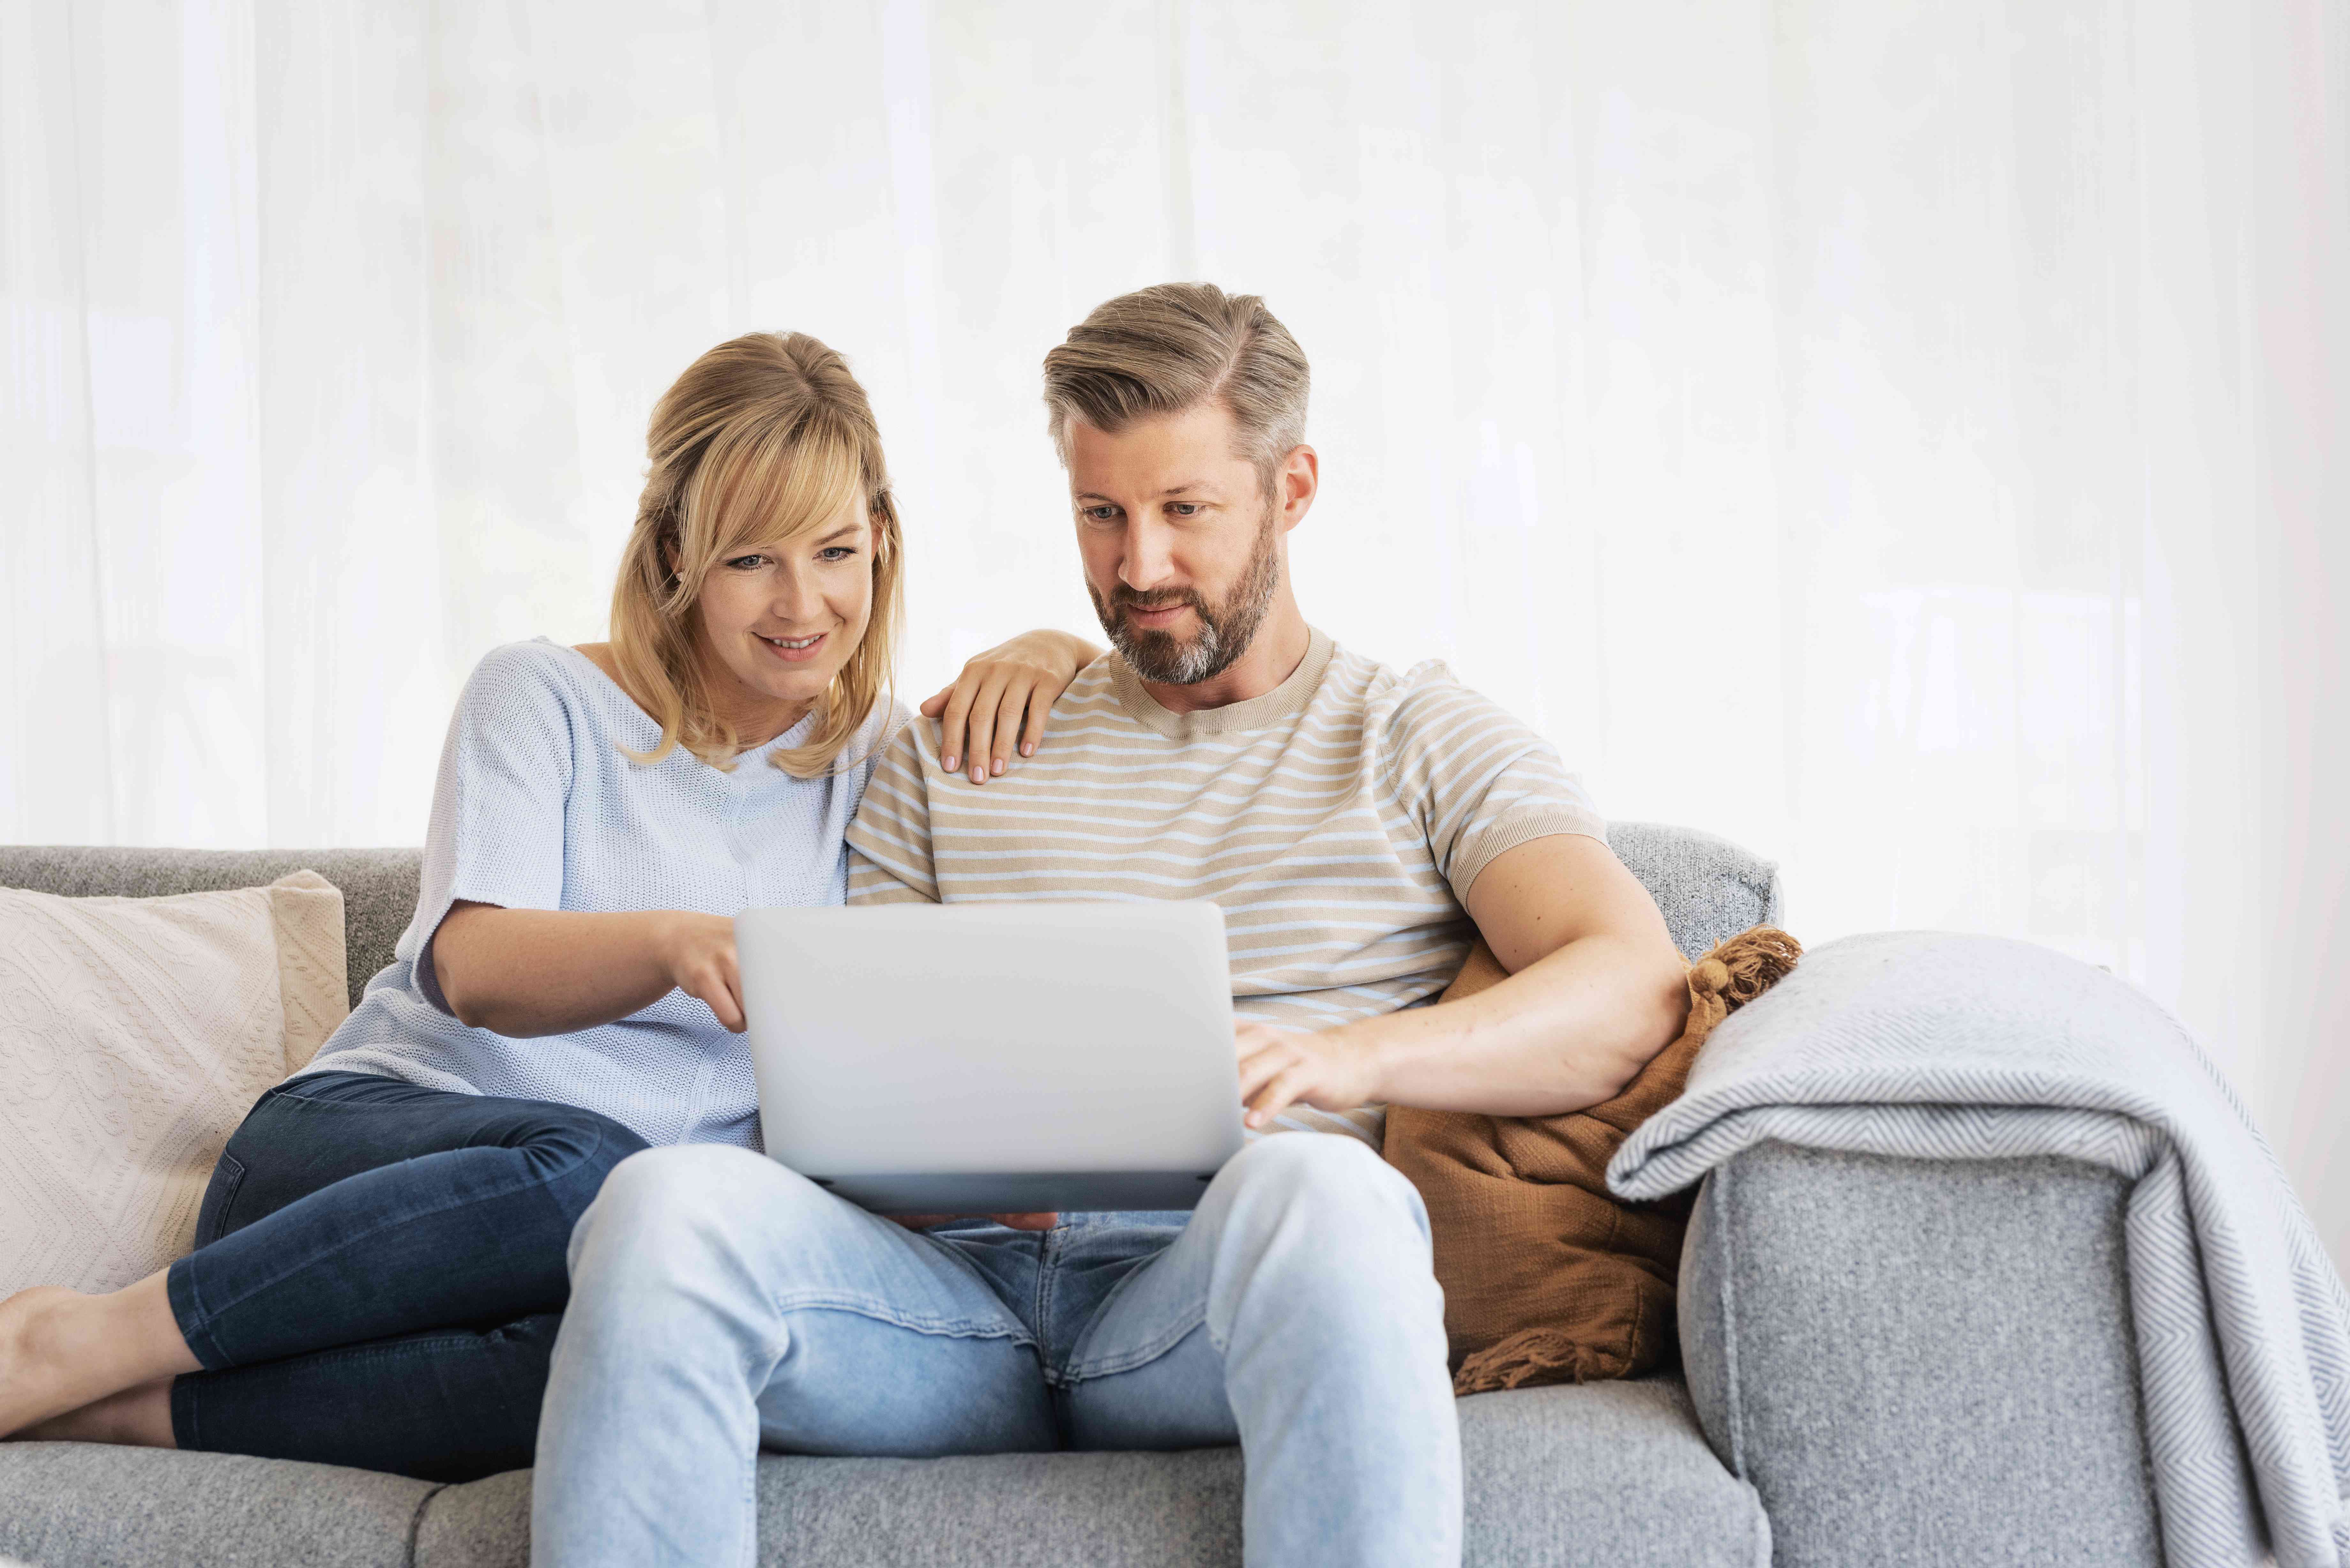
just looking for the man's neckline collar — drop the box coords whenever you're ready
[1104,627,1336,739]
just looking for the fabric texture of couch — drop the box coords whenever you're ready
[0,825,2190,1567]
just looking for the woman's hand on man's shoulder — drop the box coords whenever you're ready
[920,629,1102,786]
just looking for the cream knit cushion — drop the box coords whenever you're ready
[0,871,349,1295]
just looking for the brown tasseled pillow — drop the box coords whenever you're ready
[1383,926,1800,1395]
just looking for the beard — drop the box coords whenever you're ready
[1088,504,1282,685]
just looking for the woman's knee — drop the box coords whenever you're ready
[520,1104,652,1218]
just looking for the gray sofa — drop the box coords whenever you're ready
[0,826,2162,1567]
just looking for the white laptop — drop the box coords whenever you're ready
[735,901,1247,1213]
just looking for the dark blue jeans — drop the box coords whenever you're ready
[164,1071,648,1482]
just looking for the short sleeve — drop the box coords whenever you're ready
[844,719,942,905]
[410,644,578,1010]
[1379,671,1606,905]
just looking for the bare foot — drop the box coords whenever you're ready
[0,1275,202,1439]
[9,1376,177,1449]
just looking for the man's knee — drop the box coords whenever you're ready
[1219,1129,1406,1198]
[1212,1133,1431,1243]
[572,1144,822,1272]
[1201,1136,1446,1356]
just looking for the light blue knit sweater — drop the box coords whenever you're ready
[300,638,903,1149]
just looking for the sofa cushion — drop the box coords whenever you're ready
[0,847,422,1012]
[0,873,349,1295]
[1,1382,1763,1568]
[0,1442,436,1568]
[409,1377,1765,1568]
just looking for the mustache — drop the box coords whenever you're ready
[1108,585,1207,615]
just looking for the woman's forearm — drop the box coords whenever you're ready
[1363,934,1689,1117]
[431,904,710,1038]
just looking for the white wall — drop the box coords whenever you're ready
[4,0,2345,1269]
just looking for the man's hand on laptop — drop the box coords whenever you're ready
[1235,1018,1379,1130]
[889,1213,1059,1232]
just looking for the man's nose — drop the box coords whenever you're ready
[1120,515,1177,593]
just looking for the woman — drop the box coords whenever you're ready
[0,331,1097,1480]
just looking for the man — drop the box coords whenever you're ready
[532,284,1689,1567]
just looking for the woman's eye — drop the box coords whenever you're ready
[817,546,858,562]
[726,554,768,570]
[1082,506,1119,522]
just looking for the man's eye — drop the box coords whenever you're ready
[1082,506,1120,522]
[1169,503,1202,517]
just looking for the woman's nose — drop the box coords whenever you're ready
[772,570,822,623]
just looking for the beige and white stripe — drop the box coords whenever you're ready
[846,627,1603,1146]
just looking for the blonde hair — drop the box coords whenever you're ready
[1040,283,1309,490]
[608,331,902,777]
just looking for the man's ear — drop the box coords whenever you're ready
[1277,444,1319,533]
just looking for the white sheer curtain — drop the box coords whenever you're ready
[4,0,2345,1265]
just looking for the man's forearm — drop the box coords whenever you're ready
[1362,933,1688,1117]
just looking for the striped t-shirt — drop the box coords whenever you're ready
[844,627,1605,1146]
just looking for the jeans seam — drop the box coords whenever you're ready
[179,1150,596,1350]
[171,1256,232,1371]
[917,1225,1051,1343]
[196,1151,248,1247]
[1058,1305,1208,1384]
[204,1332,532,1374]
[735,1417,759,1568]
[258,1074,438,1109]
[1035,1226,1062,1357]
[759,1294,1037,1348]
[1056,1253,1206,1384]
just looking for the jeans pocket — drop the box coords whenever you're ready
[193,1148,249,1248]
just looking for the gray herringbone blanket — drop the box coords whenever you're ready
[1609,931,2350,1568]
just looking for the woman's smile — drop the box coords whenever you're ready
[756,630,829,663]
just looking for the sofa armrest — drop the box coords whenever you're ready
[1676,1141,2162,1568]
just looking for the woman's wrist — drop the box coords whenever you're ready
[643,910,680,975]
[647,910,717,980]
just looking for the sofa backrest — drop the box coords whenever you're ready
[1603,822,1784,960]
[0,824,1781,1010]
[0,848,422,1011]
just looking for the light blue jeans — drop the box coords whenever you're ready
[530,1134,1460,1567]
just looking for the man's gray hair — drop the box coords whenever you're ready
[1041,283,1309,487]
